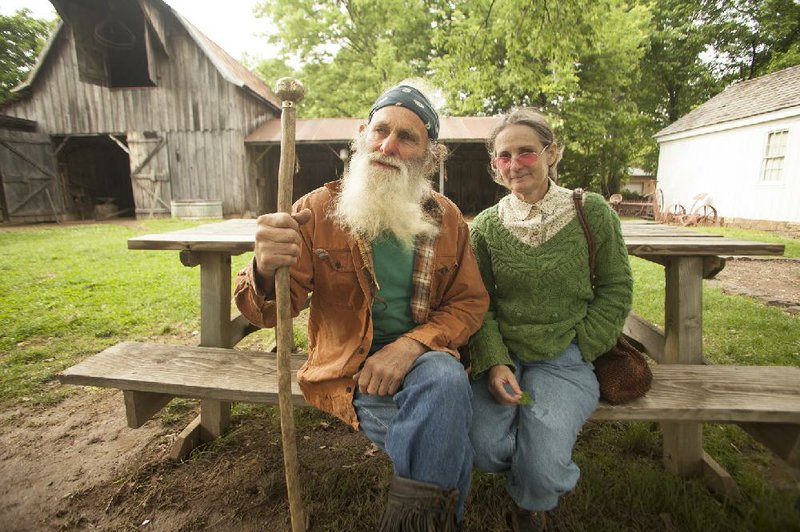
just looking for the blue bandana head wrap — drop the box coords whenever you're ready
[368,85,440,140]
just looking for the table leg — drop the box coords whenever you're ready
[200,252,232,349]
[170,252,233,459]
[661,256,739,498]
[198,252,233,439]
[662,256,704,475]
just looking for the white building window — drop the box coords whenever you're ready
[760,130,788,182]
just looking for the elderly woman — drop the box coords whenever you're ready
[468,108,633,531]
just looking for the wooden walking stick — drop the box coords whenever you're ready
[274,77,306,532]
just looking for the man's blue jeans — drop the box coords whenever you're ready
[353,351,473,521]
[469,343,599,511]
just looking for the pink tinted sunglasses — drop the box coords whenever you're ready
[493,144,550,171]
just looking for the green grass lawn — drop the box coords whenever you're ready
[0,219,253,403]
[686,225,800,258]
[1,219,798,530]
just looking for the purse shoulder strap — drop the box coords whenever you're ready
[572,188,597,288]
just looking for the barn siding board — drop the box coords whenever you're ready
[194,133,205,197]
[194,134,206,198]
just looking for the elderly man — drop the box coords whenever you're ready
[234,83,489,530]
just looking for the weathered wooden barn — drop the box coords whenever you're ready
[0,0,280,223]
[247,116,503,216]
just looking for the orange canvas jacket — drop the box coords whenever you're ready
[234,181,489,429]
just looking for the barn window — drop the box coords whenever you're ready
[52,0,157,88]
[760,130,788,183]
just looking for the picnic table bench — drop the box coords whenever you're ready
[58,219,798,499]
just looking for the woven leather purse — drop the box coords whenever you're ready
[573,189,652,404]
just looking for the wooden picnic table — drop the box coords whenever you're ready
[128,219,786,485]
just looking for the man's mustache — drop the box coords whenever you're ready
[366,151,405,171]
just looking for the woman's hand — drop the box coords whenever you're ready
[488,364,523,405]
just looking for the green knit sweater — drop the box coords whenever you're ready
[468,192,633,379]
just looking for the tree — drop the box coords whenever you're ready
[630,0,800,173]
[431,1,652,194]
[0,9,53,104]
[247,55,298,93]
[637,0,718,126]
[703,0,800,82]
[429,0,595,115]
[632,0,720,171]
[258,0,758,195]
[254,0,452,117]
[556,2,653,194]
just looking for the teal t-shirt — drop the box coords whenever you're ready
[371,233,415,345]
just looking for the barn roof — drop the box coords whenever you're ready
[7,22,65,98]
[246,116,501,144]
[174,12,280,110]
[655,64,800,138]
[11,0,280,111]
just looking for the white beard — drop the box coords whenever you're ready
[331,136,439,247]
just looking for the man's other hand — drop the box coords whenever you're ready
[354,337,427,396]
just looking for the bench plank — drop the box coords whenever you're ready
[59,342,308,405]
[60,343,800,425]
[592,364,800,423]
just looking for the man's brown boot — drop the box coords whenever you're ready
[378,475,459,532]
[510,506,548,532]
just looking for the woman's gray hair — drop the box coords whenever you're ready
[486,108,561,181]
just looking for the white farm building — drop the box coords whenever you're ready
[654,64,800,235]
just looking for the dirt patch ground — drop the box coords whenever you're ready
[0,388,390,531]
[0,258,798,531]
[708,257,800,314]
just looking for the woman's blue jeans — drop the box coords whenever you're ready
[353,351,473,521]
[469,343,599,511]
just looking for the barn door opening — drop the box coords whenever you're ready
[53,135,135,219]
[128,131,171,217]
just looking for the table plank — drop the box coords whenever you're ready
[128,219,786,257]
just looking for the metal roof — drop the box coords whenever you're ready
[655,64,800,138]
[245,116,501,144]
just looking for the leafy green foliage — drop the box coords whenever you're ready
[633,0,720,171]
[519,390,532,406]
[251,0,799,195]
[254,0,444,117]
[703,0,800,83]
[0,8,53,103]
